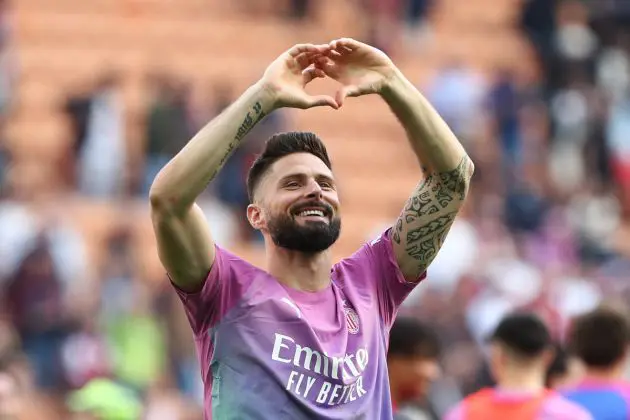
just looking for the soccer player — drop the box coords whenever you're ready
[388,317,441,420]
[562,306,630,418]
[545,343,582,390]
[444,313,591,420]
[149,38,474,419]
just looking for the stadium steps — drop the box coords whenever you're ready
[11,0,529,275]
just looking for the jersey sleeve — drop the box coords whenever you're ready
[443,403,464,420]
[542,395,595,420]
[338,228,426,329]
[170,245,255,337]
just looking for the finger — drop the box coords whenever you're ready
[330,38,361,51]
[313,56,337,75]
[322,49,343,59]
[295,52,322,69]
[335,85,361,107]
[287,43,327,57]
[302,94,339,110]
[302,66,326,85]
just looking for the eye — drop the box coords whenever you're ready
[284,181,300,190]
[319,180,334,190]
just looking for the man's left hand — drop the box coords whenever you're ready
[314,38,398,107]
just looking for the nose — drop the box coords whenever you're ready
[304,178,323,200]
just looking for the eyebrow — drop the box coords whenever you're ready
[278,173,335,184]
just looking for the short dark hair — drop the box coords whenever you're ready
[489,312,551,358]
[569,306,630,368]
[246,132,332,202]
[388,317,441,359]
[545,342,569,387]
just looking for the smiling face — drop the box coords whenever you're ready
[248,152,342,253]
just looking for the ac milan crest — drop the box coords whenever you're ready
[343,302,360,334]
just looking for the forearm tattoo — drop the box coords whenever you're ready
[392,155,474,275]
[209,101,266,180]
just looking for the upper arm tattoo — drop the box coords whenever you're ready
[392,155,474,277]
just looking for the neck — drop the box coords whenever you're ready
[266,243,332,292]
[497,365,546,392]
[583,363,625,383]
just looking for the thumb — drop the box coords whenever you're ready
[302,94,339,110]
[335,85,361,107]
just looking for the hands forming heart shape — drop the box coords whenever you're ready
[261,38,398,110]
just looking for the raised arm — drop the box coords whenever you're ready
[316,38,473,280]
[149,44,338,291]
[380,69,473,280]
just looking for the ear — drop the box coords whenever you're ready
[541,348,555,369]
[247,203,266,230]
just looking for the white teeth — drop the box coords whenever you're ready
[298,210,325,217]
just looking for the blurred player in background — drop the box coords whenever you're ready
[562,306,630,419]
[444,313,592,420]
[545,343,582,390]
[388,317,441,420]
[150,38,473,419]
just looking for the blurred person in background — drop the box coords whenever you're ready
[388,317,441,420]
[2,234,69,392]
[74,72,127,197]
[444,313,591,420]
[426,60,485,144]
[545,343,582,389]
[562,305,630,419]
[142,74,192,195]
[66,378,142,420]
[0,0,15,196]
[149,37,473,419]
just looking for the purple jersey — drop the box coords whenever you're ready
[173,230,422,419]
[562,379,630,420]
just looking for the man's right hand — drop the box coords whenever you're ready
[261,43,339,110]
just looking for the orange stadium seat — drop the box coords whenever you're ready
[11,0,534,278]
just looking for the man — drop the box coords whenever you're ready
[545,343,582,390]
[562,306,630,419]
[444,313,591,420]
[388,317,441,420]
[150,38,474,419]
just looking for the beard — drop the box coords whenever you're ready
[267,210,341,254]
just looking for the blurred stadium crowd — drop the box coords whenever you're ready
[1,0,630,418]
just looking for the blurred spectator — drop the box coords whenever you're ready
[66,378,143,420]
[388,317,442,420]
[3,234,69,390]
[487,68,524,182]
[563,305,630,418]
[142,74,192,195]
[60,310,111,390]
[545,342,583,389]
[520,0,556,75]
[97,228,167,392]
[402,0,434,50]
[445,313,591,420]
[288,0,311,21]
[0,0,16,199]
[4,0,630,417]
[426,61,485,144]
[72,72,127,197]
[361,0,403,54]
